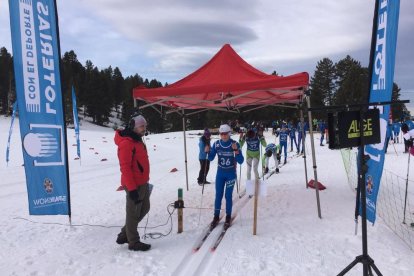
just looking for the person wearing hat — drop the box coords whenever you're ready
[279,123,289,164]
[318,120,327,146]
[288,120,298,152]
[239,127,267,181]
[198,128,212,185]
[208,124,244,229]
[114,114,151,251]
[262,143,281,174]
[401,123,414,153]
[392,120,401,143]
[297,120,308,154]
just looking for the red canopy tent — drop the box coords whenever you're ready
[133,44,309,112]
[133,44,322,222]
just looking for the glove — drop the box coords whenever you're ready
[232,143,238,151]
[128,190,140,204]
[408,139,414,148]
[264,167,269,174]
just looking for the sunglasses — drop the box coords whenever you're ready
[220,132,230,136]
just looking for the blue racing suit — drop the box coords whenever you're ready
[297,121,308,153]
[209,138,244,217]
[279,129,289,163]
[288,125,297,151]
[318,121,326,146]
[392,122,401,143]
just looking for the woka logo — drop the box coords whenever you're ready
[23,133,58,157]
[22,124,65,167]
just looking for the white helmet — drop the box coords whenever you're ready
[219,124,232,133]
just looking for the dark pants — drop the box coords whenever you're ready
[198,159,210,183]
[385,137,390,153]
[121,184,150,245]
[290,136,297,151]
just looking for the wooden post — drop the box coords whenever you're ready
[253,178,259,235]
[177,188,183,233]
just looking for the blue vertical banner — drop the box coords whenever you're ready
[72,86,80,159]
[6,101,19,165]
[363,0,400,223]
[9,0,70,215]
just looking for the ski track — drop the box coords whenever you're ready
[172,193,250,276]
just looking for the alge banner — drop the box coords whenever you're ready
[9,0,70,215]
[363,0,400,224]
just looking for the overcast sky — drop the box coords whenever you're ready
[1,0,413,111]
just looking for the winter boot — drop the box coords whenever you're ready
[283,159,287,165]
[210,215,220,229]
[224,215,232,229]
[276,168,279,173]
[128,240,151,251]
[116,232,128,245]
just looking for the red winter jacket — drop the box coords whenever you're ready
[114,129,150,192]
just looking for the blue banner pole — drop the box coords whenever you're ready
[6,101,18,166]
[53,0,72,221]
[72,86,81,162]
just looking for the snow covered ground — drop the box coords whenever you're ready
[1,116,414,276]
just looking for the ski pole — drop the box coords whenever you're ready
[391,140,398,156]
[198,149,210,226]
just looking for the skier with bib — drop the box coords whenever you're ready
[239,127,267,181]
[208,124,244,229]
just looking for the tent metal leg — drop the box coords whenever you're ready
[300,107,309,188]
[182,109,189,191]
[306,95,322,219]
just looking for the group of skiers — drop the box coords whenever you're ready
[197,120,318,231]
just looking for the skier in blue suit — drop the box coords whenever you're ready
[297,121,308,154]
[318,120,327,146]
[208,124,244,229]
[279,124,289,164]
[288,121,298,152]
[392,121,401,143]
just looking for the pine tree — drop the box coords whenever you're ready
[112,67,124,111]
[390,82,408,121]
[62,50,86,123]
[310,58,335,106]
[334,56,369,105]
[0,47,13,114]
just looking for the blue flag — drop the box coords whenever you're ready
[6,101,18,165]
[363,0,400,223]
[72,86,80,159]
[9,0,70,215]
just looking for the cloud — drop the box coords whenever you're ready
[1,0,413,96]
[76,0,380,81]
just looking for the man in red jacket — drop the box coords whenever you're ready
[114,114,151,251]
